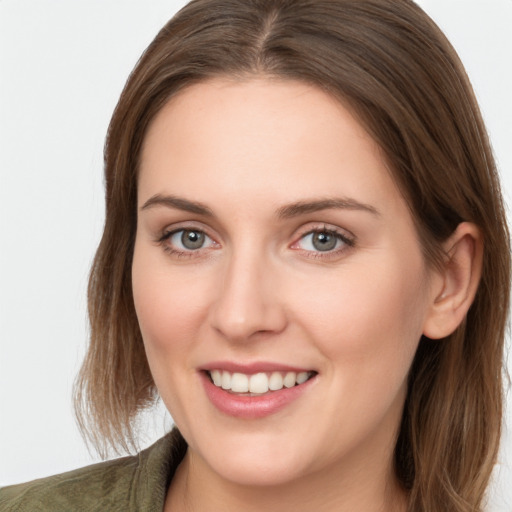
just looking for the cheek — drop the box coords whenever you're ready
[131,243,210,362]
[131,244,215,430]
[295,252,429,388]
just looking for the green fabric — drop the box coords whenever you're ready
[0,429,187,512]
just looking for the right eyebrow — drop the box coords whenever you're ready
[140,194,214,216]
[276,197,380,218]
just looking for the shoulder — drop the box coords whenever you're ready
[0,454,138,512]
[0,429,187,512]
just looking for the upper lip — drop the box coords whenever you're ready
[200,361,315,374]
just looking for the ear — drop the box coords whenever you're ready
[422,222,483,340]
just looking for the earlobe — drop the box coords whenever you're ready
[422,222,483,340]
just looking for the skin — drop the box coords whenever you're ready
[132,78,478,511]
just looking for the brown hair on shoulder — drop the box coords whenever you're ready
[74,1,510,510]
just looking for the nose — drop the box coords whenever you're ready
[209,249,288,342]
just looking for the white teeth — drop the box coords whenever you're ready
[211,369,222,386]
[249,373,269,393]
[268,372,283,391]
[296,371,309,384]
[209,369,314,393]
[283,372,296,388]
[231,372,249,392]
[221,371,231,390]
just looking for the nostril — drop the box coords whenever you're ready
[209,263,288,341]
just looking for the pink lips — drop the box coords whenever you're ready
[200,362,317,419]
[201,361,312,374]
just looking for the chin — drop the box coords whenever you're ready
[207,451,310,487]
[190,425,316,487]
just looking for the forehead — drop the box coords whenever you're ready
[138,78,404,218]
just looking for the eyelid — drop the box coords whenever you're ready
[154,220,354,259]
[156,220,218,242]
[156,222,221,258]
[289,223,355,256]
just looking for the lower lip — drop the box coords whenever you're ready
[200,372,316,419]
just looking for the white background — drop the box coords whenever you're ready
[0,1,511,510]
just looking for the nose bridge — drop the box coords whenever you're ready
[210,240,286,341]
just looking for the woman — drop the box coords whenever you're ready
[1,0,509,510]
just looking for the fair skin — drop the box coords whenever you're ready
[132,78,482,511]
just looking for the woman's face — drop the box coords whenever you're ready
[132,79,439,488]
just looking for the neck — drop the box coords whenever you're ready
[165,445,407,512]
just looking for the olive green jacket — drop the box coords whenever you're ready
[0,429,187,512]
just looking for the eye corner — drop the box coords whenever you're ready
[156,225,221,259]
[289,224,356,259]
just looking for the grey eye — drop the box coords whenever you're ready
[163,228,217,255]
[180,230,205,250]
[296,230,347,253]
[311,232,338,251]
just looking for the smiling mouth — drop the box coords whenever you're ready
[206,369,317,395]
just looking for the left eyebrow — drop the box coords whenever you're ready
[140,194,214,216]
[276,198,380,218]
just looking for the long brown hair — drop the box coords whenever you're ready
[74,1,510,510]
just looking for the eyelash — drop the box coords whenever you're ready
[156,224,355,260]
[157,227,218,259]
[291,225,355,259]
